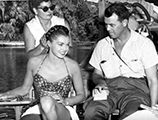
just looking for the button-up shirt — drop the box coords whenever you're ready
[90,29,158,79]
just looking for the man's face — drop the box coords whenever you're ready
[104,13,125,39]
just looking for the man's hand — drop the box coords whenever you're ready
[92,84,109,101]
[152,104,158,117]
[140,104,158,118]
[94,84,109,92]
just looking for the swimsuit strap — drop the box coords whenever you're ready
[63,58,70,76]
[36,54,48,74]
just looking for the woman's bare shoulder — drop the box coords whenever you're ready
[65,57,79,67]
[28,55,46,67]
[65,57,81,73]
[64,57,82,79]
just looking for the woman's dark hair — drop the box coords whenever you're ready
[45,25,69,42]
[28,0,50,14]
[104,2,130,22]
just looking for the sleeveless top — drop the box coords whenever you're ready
[33,55,73,100]
[26,15,65,47]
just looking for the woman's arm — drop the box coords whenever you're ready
[23,24,45,58]
[64,60,85,106]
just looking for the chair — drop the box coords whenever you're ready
[108,109,120,120]
[0,92,32,120]
[14,88,34,120]
[15,77,89,120]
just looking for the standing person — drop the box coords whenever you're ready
[0,25,85,120]
[24,0,72,58]
[84,2,158,120]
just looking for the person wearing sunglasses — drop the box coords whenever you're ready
[38,4,56,12]
[24,0,72,58]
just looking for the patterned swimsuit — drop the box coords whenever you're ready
[22,55,73,114]
[34,54,73,98]
[33,74,72,99]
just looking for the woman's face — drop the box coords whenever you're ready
[35,1,55,20]
[49,35,70,59]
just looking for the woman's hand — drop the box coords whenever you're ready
[63,98,70,106]
[40,34,49,54]
[0,92,15,101]
[52,94,70,106]
[40,34,48,48]
[0,93,8,100]
[50,93,64,103]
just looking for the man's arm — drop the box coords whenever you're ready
[92,68,108,89]
[145,65,158,106]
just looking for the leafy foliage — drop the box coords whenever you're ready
[55,0,99,45]
[0,1,33,41]
[0,0,99,45]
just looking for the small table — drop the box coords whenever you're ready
[0,99,31,120]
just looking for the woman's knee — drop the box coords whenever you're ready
[20,114,42,120]
[40,96,56,113]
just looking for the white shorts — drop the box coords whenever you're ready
[21,105,79,120]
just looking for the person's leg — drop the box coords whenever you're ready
[40,96,71,120]
[83,98,115,120]
[118,90,151,120]
[20,114,42,120]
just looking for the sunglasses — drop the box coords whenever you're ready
[38,4,56,12]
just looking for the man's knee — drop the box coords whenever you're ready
[119,99,148,119]
[84,102,109,120]
[84,104,96,118]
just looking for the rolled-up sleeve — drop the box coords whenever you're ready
[141,38,158,69]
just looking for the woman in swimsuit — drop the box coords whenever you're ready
[0,25,85,120]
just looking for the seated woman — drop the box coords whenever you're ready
[0,25,85,120]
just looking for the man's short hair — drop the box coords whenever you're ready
[104,2,130,22]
